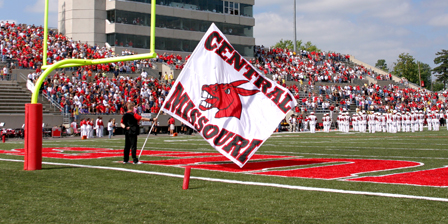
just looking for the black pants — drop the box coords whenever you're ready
[124,133,138,163]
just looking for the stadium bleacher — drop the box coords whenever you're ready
[1,20,445,131]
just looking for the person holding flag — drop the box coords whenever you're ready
[121,102,157,164]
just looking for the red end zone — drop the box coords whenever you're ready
[1,147,447,187]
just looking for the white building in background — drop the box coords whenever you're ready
[58,0,255,57]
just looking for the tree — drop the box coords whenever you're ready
[303,41,320,52]
[375,59,389,72]
[433,49,448,89]
[272,39,320,52]
[392,53,431,88]
[273,39,301,51]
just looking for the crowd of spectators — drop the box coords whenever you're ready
[32,69,174,119]
[251,46,393,86]
[286,82,446,115]
[2,20,446,119]
[0,21,185,73]
[0,20,189,119]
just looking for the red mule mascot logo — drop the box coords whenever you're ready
[199,80,259,119]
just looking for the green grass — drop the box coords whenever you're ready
[1,130,448,223]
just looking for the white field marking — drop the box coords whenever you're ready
[267,139,377,143]
[268,144,447,151]
[44,143,444,157]
[163,140,189,142]
[164,139,204,142]
[270,137,330,140]
[271,141,333,144]
[267,138,433,144]
[271,135,302,138]
[142,147,215,152]
[325,149,360,151]
[262,151,448,160]
[161,143,211,146]
[333,147,447,151]
[36,145,213,151]
[268,137,435,142]
[1,158,447,203]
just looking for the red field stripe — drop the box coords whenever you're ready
[347,166,448,187]
[154,152,222,157]
[143,156,228,165]
[187,159,323,173]
[143,154,291,166]
[254,159,421,179]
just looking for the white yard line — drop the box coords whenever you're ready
[262,151,448,160]
[1,158,447,203]
[269,144,448,151]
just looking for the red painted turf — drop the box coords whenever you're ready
[2,147,447,187]
[348,167,448,187]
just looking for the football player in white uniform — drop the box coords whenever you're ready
[396,112,401,132]
[410,111,416,133]
[375,112,381,132]
[345,112,351,133]
[368,111,375,133]
[419,111,424,132]
[391,110,397,133]
[308,112,317,133]
[361,111,367,133]
[404,112,411,132]
[427,112,432,131]
[434,111,440,131]
[352,113,358,132]
[323,113,331,133]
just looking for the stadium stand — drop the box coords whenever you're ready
[1,20,445,131]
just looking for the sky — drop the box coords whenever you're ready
[254,0,448,71]
[0,0,447,70]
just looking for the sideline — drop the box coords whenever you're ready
[1,158,448,203]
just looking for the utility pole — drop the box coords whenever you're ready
[418,62,421,88]
[293,0,297,54]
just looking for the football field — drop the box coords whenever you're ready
[1,130,448,223]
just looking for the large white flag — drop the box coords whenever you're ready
[162,24,297,167]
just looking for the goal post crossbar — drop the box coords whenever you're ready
[33,0,157,104]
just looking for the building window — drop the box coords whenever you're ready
[107,10,253,37]
[223,1,239,15]
[240,3,253,17]
[107,33,253,57]
[124,0,257,16]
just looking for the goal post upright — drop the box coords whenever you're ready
[24,0,157,170]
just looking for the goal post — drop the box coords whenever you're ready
[24,0,158,170]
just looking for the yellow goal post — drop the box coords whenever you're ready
[32,0,157,104]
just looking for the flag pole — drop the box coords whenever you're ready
[138,108,163,159]
[138,56,186,158]
[138,84,174,159]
